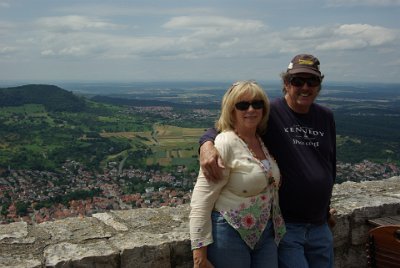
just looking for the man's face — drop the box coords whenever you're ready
[284,73,321,113]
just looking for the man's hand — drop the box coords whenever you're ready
[328,208,337,229]
[199,141,225,182]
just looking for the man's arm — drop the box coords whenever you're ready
[199,128,225,182]
[328,116,337,229]
[328,208,337,229]
[199,128,218,146]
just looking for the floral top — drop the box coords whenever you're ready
[189,131,286,250]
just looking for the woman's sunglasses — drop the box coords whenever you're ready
[290,76,321,87]
[235,100,264,111]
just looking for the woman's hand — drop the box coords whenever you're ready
[193,247,214,268]
[199,141,225,182]
[193,258,214,268]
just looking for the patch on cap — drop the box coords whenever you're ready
[287,54,322,78]
[298,59,315,66]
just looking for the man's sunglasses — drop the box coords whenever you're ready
[290,76,321,87]
[235,100,264,111]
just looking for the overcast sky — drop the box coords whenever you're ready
[0,0,399,84]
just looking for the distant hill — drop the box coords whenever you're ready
[91,95,219,110]
[0,84,86,112]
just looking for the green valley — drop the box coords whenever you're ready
[0,83,399,223]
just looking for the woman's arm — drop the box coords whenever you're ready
[190,133,231,265]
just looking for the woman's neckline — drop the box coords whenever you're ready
[234,131,267,161]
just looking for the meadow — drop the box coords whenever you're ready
[100,124,205,170]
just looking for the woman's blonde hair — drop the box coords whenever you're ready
[215,81,270,135]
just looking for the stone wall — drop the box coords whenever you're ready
[1,176,399,268]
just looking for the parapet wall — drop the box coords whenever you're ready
[1,176,400,268]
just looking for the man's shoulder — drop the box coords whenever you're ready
[269,98,288,118]
[270,97,283,105]
[270,97,284,110]
[312,102,334,116]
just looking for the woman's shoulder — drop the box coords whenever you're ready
[215,131,240,162]
[215,130,238,146]
[216,130,236,140]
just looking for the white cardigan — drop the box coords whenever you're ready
[189,131,284,250]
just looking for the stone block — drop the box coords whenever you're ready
[120,243,170,268]
[0,221,28,241]
[332,214,351,247]
[44,241,119,267]
[169,240,193,268]
[0,256,41,268]
[37,216,113,243]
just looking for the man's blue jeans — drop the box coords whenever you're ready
[278,222,334,268]
[207,211,278,268]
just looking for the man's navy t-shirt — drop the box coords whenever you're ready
[264,98,336,224]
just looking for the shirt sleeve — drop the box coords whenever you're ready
[190,133,230,249]
[199,127,218,146]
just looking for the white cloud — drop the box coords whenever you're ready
[0,1,10,8]
[160,16,273,58]
[36,31,177,60]
[280,24,398,52]
[386,57,400,66]
[40,49,55,56]
[334,24,397,46]
[0,20,16,33]
[316,39,368,50]
[327,0,400,6]
[0,45,16,54]
[285,26,333,39]
[316,24,398,50]
[56,4,213,17]
[164,16,264,32]
[35,15,122,32]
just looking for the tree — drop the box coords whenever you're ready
[16,201,29,216]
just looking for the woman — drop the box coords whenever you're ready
[189,81,286,268]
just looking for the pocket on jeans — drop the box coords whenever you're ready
[211,211,226,224]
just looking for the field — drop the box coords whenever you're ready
[100,124,205,170]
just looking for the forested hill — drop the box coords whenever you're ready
[0,84,86,112]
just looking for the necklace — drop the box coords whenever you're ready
[234,131,278,187]
[235,131,261,156]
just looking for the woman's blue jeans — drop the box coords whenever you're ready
[207,211,278,268]
[278,222,334,268]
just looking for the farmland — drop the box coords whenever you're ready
[100,124,206,170]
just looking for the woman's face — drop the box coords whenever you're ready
[233,92,264,132]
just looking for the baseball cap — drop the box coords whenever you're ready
[287,54,322,78]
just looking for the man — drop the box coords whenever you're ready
[199,54,336,268]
